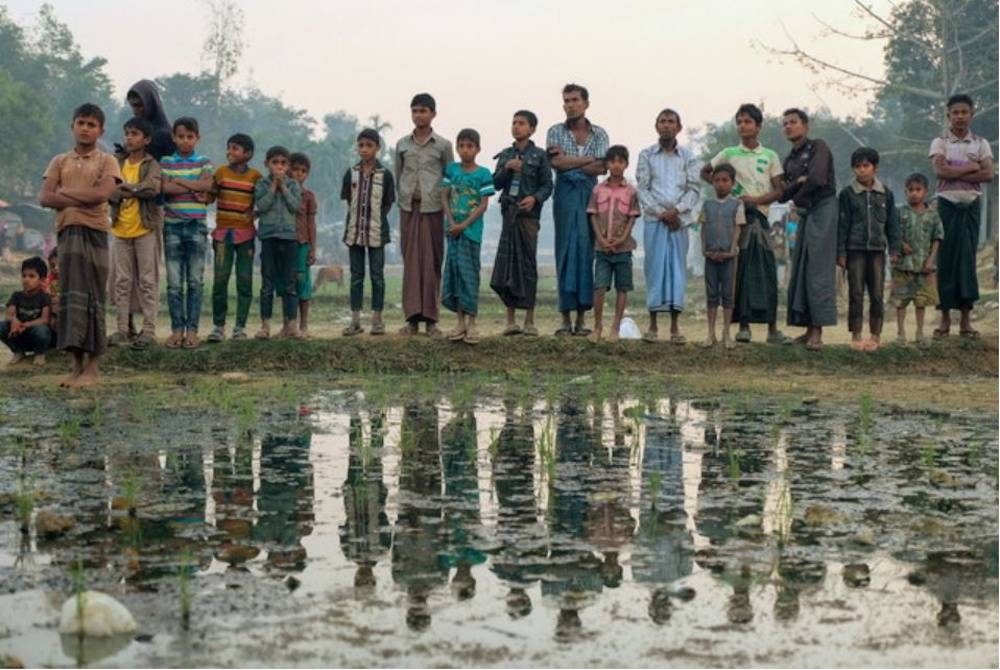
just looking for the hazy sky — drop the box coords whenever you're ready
[8,0,890,162]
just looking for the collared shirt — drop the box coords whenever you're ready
[636,142,701,226]
[586,178,640,253]
[395,130,454,213]
[341,161,396,248]
[212,164,262,244]
[896,206,944,273]
[710,142,783,215]
[443,163,496,244]
[161,151,213,224]
[43,147,122,232]
[928,130,993,203]
[837,178,901,255]
[546,119,610,163]
[780,137,836,210]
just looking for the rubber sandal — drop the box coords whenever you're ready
[183,333,201,349]
[502,325,522,336]
[642,331,659,343]
[165,332,184,349]
[522,325,538,337]
[959,329,981,340]
[370,322,385,336]
[447,327,467,341]
[342,323,363,337]
[554,326,572,337]
[572,327,592,337]
[670,334,686,345]
[932,328,949,340]
[463,329,481,345]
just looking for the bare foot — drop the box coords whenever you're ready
[701,336,717,348]
[67,358,100,389]
[723,336,735,349]
[606,330,620,343]
[866,336,881,351]
[588,329,602,343]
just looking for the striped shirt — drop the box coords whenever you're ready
[161,151,213,224]
[545,119,610,163]
[212,164,262,243]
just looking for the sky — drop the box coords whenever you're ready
[8,0,891,162]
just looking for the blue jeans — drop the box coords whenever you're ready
[164,220,207,332]
[0,321,53,354]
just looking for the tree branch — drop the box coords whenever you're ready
[811,12,889,41]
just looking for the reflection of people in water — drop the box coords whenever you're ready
[491,399,547,618]
[391,403,448,631]
[254,425,315,571]
[439,407,487,600]
[340,409,391,592]
[212,435,255,563]
[543,394,604,641]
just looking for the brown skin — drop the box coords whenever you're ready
[259,155,300,340]
[38,114,120,389]
[647,110,685,339]
[6,270,51,338]
[703,172,740,348]
[589,156,634,344]
[290,162,316,335]
[896,182,940,342]
[410,106,435,142]
[931,102,994,337]
[162,127,213,199]
[548,91,606,177]
[347,137,383,330]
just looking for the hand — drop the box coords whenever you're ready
[307,251,316,266]
[902,242,913,256]
[194,192,209,203]
[889,254,900,265]
[10,320,23,336]
[547,147,563,157]
[660,208,680,225]
[740,194,755,205]
[667,220,681,232]
[921,263,936,274]
[836,256,847,269]
[506,158,523,172]
[517,196,537,212]
[448,223,464,238]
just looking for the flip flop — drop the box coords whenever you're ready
[959,329,981,340]
[932,328,950,340]
[554,326,572,337]
[522,325,539,337]
[670,334,687,345]
[572,327,592,337]
[642,331,659,343]
[502,325,522,336]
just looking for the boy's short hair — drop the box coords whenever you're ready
[21,256,47,280]
[456,128,481,148]
[289,152,311,170]
[227,133,255,156]
[712,163,737,181]
[850,147,880,167]
[265,145,290,162]
[735,103,763,126]
[72,103,106,128]
[123,116,153,138]
[946,93,974,110]
[513,110,538,129]
[357,128,382,146]
[410,93,436,112]
[657,108,682,124]
[905,172,929,189]
[172,116,199,135]
[605,145,629,163]
[782,108,809,124]
[562,83,589,102]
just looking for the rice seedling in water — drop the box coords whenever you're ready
[178,552,192,630]
[58,415,81,446]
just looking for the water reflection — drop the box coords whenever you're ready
[0,389,996,666]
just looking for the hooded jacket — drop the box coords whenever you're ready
[109,153,164,233]
[126,80,175,161]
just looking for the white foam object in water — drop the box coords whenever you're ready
[59,591,138,637]
[618,317,641,340]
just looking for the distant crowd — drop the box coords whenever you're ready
[0,80,993,388]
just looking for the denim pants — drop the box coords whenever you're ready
[0,321,52,354]
[164,220,207,332]
[212,236,254,328]
[847,250,885,335]
[348,245,386,312]
[260,238,298,321]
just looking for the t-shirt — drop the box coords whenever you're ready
[6,290,51,323]
[161,151,213,224]
[699,196,747,253]
[213,164,262,243]
[896,206,945,273]
[586,179,640,253]
[710,143,783,215]
[928,131,994,203]
[442,163,495,243]
[113,159,145,238]
[42,148,122,232]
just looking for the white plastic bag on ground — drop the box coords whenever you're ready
[618,317,641,340]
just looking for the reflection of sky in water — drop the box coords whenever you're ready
[0,392,996,667]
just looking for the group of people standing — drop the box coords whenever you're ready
[0,80,992,387]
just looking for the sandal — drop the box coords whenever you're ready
[463,328,481,345]
[502,324,522,336]
[959,329,981,340]
[447,326,467,341]
[426,324,443,338]
[670,333,687,345]
[572,326,592,337]
[805,341,824,351]
[642,331,659,343]
[932,328,950,340]
[183,333,201,349]
[522,325,538,337]
[254,327,270,340]
[165,331,185,349]
[342,322,364,337]
[399,323,417,336]
[370,322,385,336]
[554,326,572,337]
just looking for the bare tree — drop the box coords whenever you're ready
[201,0,245,107]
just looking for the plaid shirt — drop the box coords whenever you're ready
[545,119,610,162]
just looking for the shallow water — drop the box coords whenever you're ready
[0,386,996,667]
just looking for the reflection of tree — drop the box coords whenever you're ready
[439,409,487,601]
[491,400,547,618]
[253,426,315,572]
[542,396,604,642]
[391,403,447,631]
[340,410,391,592]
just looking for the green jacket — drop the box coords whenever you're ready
[109,153,163,232]
[837,178,901,257]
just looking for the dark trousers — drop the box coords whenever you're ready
[348,245,386,312]
[847,250,885,335]
[260,238,298,321]
[0,321,52,354]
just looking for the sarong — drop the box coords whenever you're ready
[553,170,595,312]
[490,209,539,309]
[400,209,444,323]
[786,195,838,327]
[57,226,109,355]
[937,198,980,311]
[442,234,481,315]
[643,220,688,312]
[733,208,778,325]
